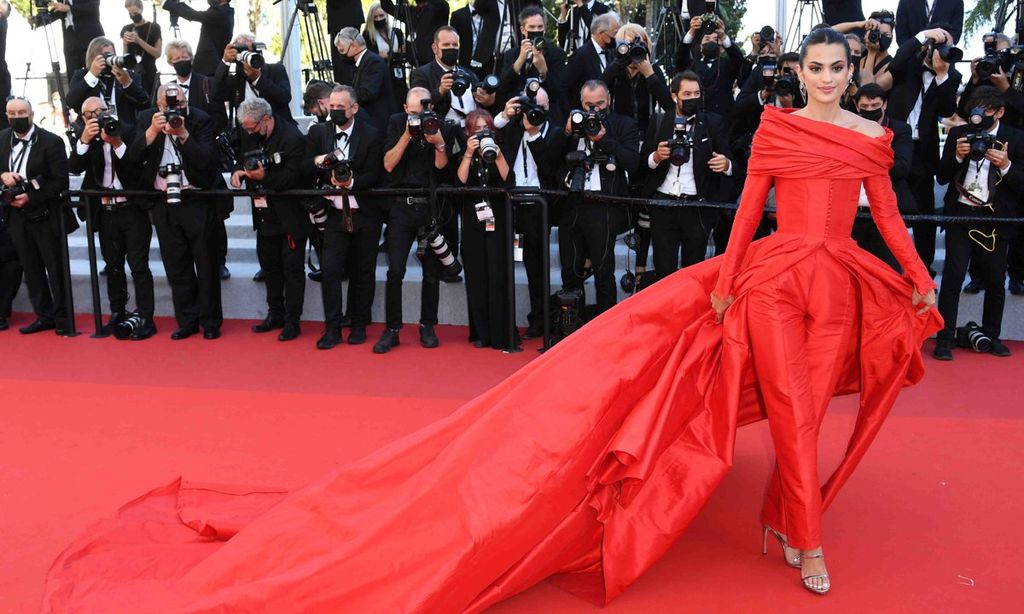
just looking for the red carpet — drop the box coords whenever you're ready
[1,313,1021,613]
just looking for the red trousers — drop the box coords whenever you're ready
[746,250,857,549]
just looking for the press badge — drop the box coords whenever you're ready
[254,196,268,209]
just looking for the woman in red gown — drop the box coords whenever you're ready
[42,29,940,612]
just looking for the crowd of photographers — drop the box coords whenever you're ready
[0,1,1021,360]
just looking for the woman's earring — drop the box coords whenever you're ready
[799,80,807,99]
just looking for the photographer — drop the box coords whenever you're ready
[895,0,964,46]
[126,83,225,340]
[362,2,408,112]
[306,85,384,350]
[0,97,75,335]
[554,79,639,315]
[602,23,673,135]
[960,33,1024,128]
[379,0,450,69]
[120,0,162,97]
[641,71,732,278]
[933,87,1024,360]
[738,25,782,88]
[70,96,156,340]
[557,0,611,55]
[834,11,896,91]
[410,26,498,127]
[213,33,295,126]
[231,98,310,342]
[497,6,567,117]
[375,86,456,354]
[851,83,916,271]
[564,12,619,111]
[161,0,234,77]
[451,1,501,78]
[303,79,334,124]
[165,40,227,134]
[675,14,744,123]
[455,108,516,349]
[335,27,396,131]
[47,1,104,75]
[887,26,961,273]
[66,37,150,135]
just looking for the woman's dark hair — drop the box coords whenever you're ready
[465,108,498,137]
[798,27,852,67]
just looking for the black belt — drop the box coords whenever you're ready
[655,192,699,202]
[400,196,430,205]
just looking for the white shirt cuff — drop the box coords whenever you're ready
[934,72,948,85]
[648,152,659,170]
[113,143,127,158]
[722,36,732,49]
[723,160,733,176]
[84,72,100,88]
[1002,160,1012,174]
[683,32,694,45]
[757,90,767,106]
[75,142,90,155]
[525,128,544,142]
[916,32,929,45]
[222,59,232,67]
[494,114,510,129]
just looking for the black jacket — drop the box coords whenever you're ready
[179,72,228,135]
[496,39,568,114]
[895,0,964,46]
[59,0,104,58]
[305,119,385,221]
[887,36,961,173]
[639,111,730,201]
[211,61,295,125]
[351,50,397,131]
[0,126,76,234]
[564,39,608,110]
[69,121,139,221]
[163,0,235,77]
[451,1,501,77]
[553,110,640,198]
[500,119,574,190]
[410,60,486,121]
[557,1,610,52]
[882,115,918,214]
[66,69,150,133]
[380,0,449,69]
[383,111,457,188]
[327,0,365,31]
[600,62,673,135]
[235,117,311,240]
[937,121,1024,225]
[675,42,746,121]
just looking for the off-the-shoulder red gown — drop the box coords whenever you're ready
[42,107,942,613]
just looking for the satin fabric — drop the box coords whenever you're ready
[42,107,942,613]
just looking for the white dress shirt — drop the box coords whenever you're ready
[76,139,128,191]
[153,136,191,191]
[957,121,1008,207]
[329,122,358,210]
[516,123,547,188]
[9,127,34,177]
[908,31,949,141]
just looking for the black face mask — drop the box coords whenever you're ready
[330,109,348,127]
[130,13,143,24]
[859,107,884,122]
[10,117,31,135]
[440,48,459,67]
[878,35,893,52]
[701,42,720,60]
[172,60,192,78]
[979,114,996,130]
[374,18,387,30]
[678,98,701,117]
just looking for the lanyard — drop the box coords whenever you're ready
[9,132,33,175]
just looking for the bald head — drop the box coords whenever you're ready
[404,87,432,114]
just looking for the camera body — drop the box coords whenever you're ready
[775,72,799,97]
[475,129,499,163]
[977,32,1001,81]
[241,149,283,172]
[28,0,57,28]
[97,111,121,138]
[164,85,185,130]
[416,223,463,276]
[923,38,963,64]
[448,67,474,97]
[0,177,38,204]
[529,34,546,51]
[666,118,694,167]
[407,100,441,140]
[318,148,353,184]
[569,108,605,138]
[965,106,999,161]
[759,54,778,87]
[158,163,184,205]
[234,43,267,70]
[614,39,649,64]
[956,321,994,352]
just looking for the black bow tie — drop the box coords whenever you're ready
[470,9,478,16]
[13,138,27,147]
[179,83,190,90]
[336,132,348,142]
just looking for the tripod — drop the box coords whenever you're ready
[784,0,824,53]
[393,0,420,71]
[25,8,73,143]
[277,0,334,83]
[650,1,687,74]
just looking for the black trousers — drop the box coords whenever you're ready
[0,234,22,318]
[851,216,900,273]
[938,220,1009,340]
[908,161,937,270]
[256,230,307,324]
[1007,235,1024,283]
[649,197,720,279]
[515,200,548,330]
[151,200,223,329]
[385,201,441,330]
[212,218,228,269]
[559,194,620,314]
[7,211,70,328]
[321,212,382,330]
[462,198,516,349]
[98,205,154,319]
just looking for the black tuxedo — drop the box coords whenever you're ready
[351,50,397,131]
[66,69,150,134]
[410,60,485,121]
[936,121,1024,340]
[211,61,295,125]
[59,0,104,75]
[0,126,75,329]
[896,0,964,46]
[600,62,674,135]
[557,1,610,53]
[125,107,224,330]
[173,73,228,135]
[564,40,609,110]
[329,1,366,84]
[451,1,500,77]
[823,0,865,25]
[496,39,568,114]
[380,0,450,69]
[675,43,746,123]
[163,1,235,77]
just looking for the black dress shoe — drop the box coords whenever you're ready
[278,322,301,341]
[220,265,231,280]
[130,319,158,341]
[933,338,954,361]
[339,315,353,328]
[473,339,487,348]
[1010,279,1024,296]
[101,311,129,336]
[419,324,439,348]
[317,328,342,350]
[307,269,323,282]
[252,316,285,333]
[203,326,221,340]
[373,329,400,354]
[19,319,56,334]
[962,280,982,294]
[347,326,367,345]
[253,269,266,282]
[989,338,1012,357]
[170,325,200,340]
[522,325,544,340]
[441,272,463,284]
[0,316,8,331]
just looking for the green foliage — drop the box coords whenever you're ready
[964,0,1001,38]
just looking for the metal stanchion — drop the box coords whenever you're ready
[81,198,108,337]
[503,190,522,353]
[56,204,79,337]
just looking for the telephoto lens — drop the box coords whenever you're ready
[113,314,144,340]
[479,74,500,94]
[304,198,329,232]
[104,53,138,70]
[425,226,463,276]
[476,129,499,163]
[98,112,121,137]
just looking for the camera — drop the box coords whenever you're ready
[513,78,547,125]
[448,67,474,97]
[759,54,778,87]
[0,177,39,204]
[552,287,584,343]
[478,74,500,95]
[965,106,999,161]
[113,314,145,341]
[234,43,267,69]
[97,111,121,137]
[103,53,138,70]
[666,117,694,166]
[317,148,353,184]
[407,102,441,139]
[758,25,775,48]
[569,108,604,138]
[529,34,546,51]
[775,71,798,97]
[28,0,57,28]
[164,85,185,130]
[923,38,963,64]
[158,163,184,205]
[475,129,499,163]
[417,224,463,276]
[614,39,649,64]
[699,1,718,37]
[241,149,283,172]
[956,321,994,353]
[303,198,329,231]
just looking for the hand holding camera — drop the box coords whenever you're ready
[0,173,30,208]
[503,97,521,119]
[652,141,672,165]
[438,71,454,97]
[708,152,730,173]
[80,118,102,145]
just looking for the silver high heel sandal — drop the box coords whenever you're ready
[800,551,831,595]
[761,525,801,569]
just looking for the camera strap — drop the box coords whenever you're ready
[9,131,34,177]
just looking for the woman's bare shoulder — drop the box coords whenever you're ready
[839,109,886,138]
